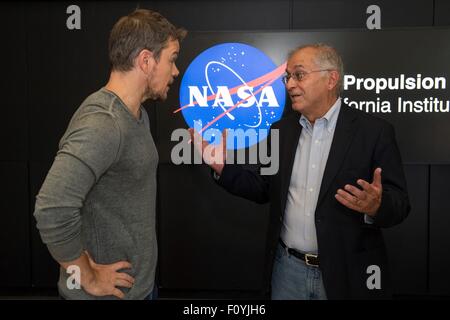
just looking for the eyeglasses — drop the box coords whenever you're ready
[282,69,334,84]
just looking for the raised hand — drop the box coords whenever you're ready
[335,168,382,217]
[188,128,227,175]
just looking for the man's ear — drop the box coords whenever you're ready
[136,49,155,74]
[328,70,340,92]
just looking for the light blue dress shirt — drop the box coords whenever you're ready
[280,98,342,254]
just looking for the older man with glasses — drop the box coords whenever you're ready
[192,43,410,300]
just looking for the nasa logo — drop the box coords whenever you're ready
[176,43,286,149]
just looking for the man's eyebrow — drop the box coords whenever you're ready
[293,64,306,70]
[286,64,305,72]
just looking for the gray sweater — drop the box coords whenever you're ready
[34,88,158,299]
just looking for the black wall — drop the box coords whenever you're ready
[1,0,449,298]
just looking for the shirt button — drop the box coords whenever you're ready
[306,213,310,216]
[311,164,316,169]
[315,140,320,144]
[309,188,314,192]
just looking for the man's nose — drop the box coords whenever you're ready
[173,64,180,77]
[285,77,297,90]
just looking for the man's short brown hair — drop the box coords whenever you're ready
[109,9,187,72]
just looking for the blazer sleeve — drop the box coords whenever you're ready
[214,164,271,204]
[372,122,411,228]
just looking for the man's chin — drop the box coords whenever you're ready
[158,93,168,101]
[291,103,304,113]
[157,88,170,101]
[146,92,167,102]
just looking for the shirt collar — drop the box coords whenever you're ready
[299,97,341,133]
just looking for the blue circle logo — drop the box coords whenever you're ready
[177,43,286,149]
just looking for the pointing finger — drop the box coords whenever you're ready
[222,129,228,159]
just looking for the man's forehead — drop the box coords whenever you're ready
[287,49,316,69]
[286,61,314,71]
[164,39,180,52]
[289,63,306,69]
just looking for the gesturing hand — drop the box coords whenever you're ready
[188,128,227,176]
[335,168,383,217]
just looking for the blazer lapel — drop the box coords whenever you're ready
[280,115,302,215]
[317,105,358,208]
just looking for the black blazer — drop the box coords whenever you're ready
[216,103,410,299]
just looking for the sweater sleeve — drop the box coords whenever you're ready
[33,111,120,262]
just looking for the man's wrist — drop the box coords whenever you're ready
[60,253,96,288]
[212,163,224,176]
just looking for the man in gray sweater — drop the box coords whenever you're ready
[34,9,186,300]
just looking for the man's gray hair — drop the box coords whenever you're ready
[288,43,344,95]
